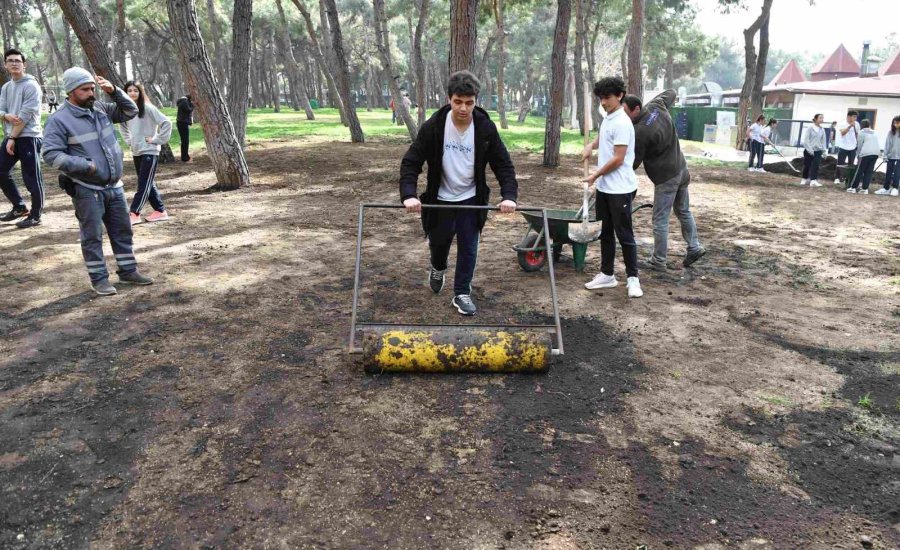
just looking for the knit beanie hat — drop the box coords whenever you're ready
[62,67,95,94]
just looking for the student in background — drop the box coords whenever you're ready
[757,118,779,173]
[834,110,860,185]
[875,115,900,196]
[800,113,826,187]
[847,119,879,195]
[746,114,766,172]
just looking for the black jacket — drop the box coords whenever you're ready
[176,96,194,125]
[399,105,518,231]
[632,89,687,185]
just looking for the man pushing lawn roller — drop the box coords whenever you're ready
[399,70,518,317]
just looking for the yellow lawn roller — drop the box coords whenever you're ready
[348,203,564,374]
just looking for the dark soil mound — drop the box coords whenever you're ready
[764,155,885,185]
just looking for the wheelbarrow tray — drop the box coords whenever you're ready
[520,209,597,245]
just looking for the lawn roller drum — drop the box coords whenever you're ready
[348,203,564,374]
[513,202,653,272]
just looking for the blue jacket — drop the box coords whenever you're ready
[42,88,138,187]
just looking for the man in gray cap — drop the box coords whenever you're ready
[43,67,153,295]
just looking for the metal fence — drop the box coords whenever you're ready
[774,119,837,152]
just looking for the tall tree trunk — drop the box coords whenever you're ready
[63,19,74,65]
[626,0,644,98]
[290,0,348,125]
[413,0,429,127]
[205,0,225,89]
[574,0,586,135]
[322,0,364,142]
[542,0,571,168]
[517,58,534,123]
[228,0,252,146]
[586,0,601,128]
[664,50,674,89]
[492,0,508,128]
[620,27,629,85]
[167,0,249,190]
[449,0,478,73]
[734,0,773,151]
[318,0,340,109]
[115,0,127,80]
[373,0,416,140]
[275,0,315,120]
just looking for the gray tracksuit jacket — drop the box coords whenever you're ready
[885,132,900,160]
[119,103,172,157]
[856,128,880,158]
[0,74,42,138]
[802,125,826,154]
[42,88,138,189]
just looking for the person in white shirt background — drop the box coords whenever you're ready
[834,110,860,185]
[746,114,766,172]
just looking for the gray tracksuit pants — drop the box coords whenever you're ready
[72,185,138,283]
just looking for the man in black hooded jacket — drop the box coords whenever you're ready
[399,71,518,316]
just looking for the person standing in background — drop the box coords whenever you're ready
[800,113,826,187]
[875,116,900,196]
[176,94,193,162]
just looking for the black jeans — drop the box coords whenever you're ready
[176,121,191,161]
[884,159,900,190]
[837,147,856,172]
[852,155,878,190]
[0,137,44,219]
[428,196,480,296]
[596,190,638,278]
[802,150,822,180]
[748,141,765,168]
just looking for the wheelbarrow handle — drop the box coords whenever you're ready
[362,203,546,212]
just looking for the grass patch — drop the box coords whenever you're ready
[857,393,873,410]
[760,394,793,407]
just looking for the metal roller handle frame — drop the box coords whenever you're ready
[348,203,564,358]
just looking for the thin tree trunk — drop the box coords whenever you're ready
[750,14,770,119]
[228,0,252,146]
[290,0,348,125]
[492,0,508,128]
[322,0,364,142]
[275,0,315,120]
[734,0,773,151]
[36,0,67,70]
[517,58,534,123]
[63,18,74,65]
[542,0,571,167]
[626,0,644,98]
[413,0,429,127]
[56,0,121,85]
[205,0,225,88]
[115,0,127,81]
[449,0,479,73]
[620,27,629,85]
[373,0,416,140]
[573,0,586,135]
[167,0,249,189]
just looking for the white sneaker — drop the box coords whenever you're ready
[834,178,841,184]
[846,187,857,193]
[627,277,643,298]
[859,189,869,195]
[891,189,899,197]
[757,168,767,173]
[799,178,809,185]
[748,167,756,172]
[585,273,617,290]
[874,188,890,195]
[809,180,822,187]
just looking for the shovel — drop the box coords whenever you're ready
[570,84,597,244]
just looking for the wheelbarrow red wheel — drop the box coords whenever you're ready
[517,233,547,272]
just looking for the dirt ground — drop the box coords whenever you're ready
[1,135,898,549]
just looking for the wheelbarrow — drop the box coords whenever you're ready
[512,202,653,272]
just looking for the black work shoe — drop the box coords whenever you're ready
[428,266,445,293]
[15,217,41,229]
[452,294,476,316]
[92,280,117,296]
[683,246,707,267]
[0,207,28,222]
[641,256,667,272]
[118,271,154,285]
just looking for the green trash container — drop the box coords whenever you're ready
[310,98,319,109]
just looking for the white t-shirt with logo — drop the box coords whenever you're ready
[438,116,476,201]
[836,121,860,151]
[596,107,637,194]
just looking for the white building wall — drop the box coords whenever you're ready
[792,94,900,150]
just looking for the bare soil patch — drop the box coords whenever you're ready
[1,137,898,548]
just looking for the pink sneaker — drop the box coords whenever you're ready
[129,212,144,225]
[145,210,170,223]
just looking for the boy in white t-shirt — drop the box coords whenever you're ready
[582,76,642,298]
[834,110,860,185]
